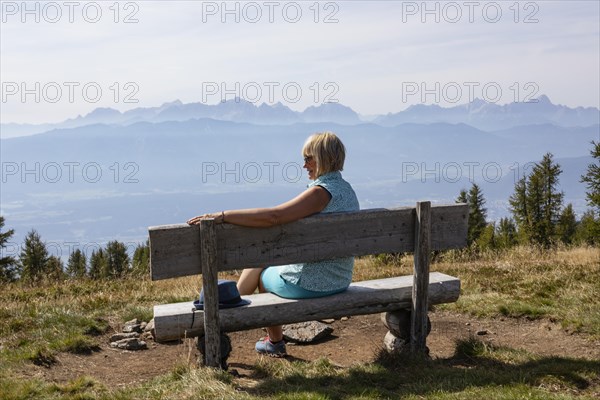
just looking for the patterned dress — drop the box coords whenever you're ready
[278,171,360,292]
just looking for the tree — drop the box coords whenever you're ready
[508,176,529,243]
[456,183,487,245]
[575,210,599,245]
[89,248,107,280]
[66,249,87,278]
[18,230,50,282]
[476,223,496,250]
[580,141,600,213]
[0,216,17,282]
[557,204,577,245]
[509,153,563,247]
[45,256,65,281]
[580,141,600,240]
[132,240,150,277]
[495,217,517,249]
[105,241,130,278]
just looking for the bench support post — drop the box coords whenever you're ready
[200,219,222,368]
[411,201,431,354]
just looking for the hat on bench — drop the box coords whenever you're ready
[193,280,251,310]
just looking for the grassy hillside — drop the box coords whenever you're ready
[0,246,598,399]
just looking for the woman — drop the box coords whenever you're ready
[187,132,359,357]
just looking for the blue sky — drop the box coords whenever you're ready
[1,0,599,123]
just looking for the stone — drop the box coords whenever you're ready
[110,338,147,351]
[144,319,155,333]
[341,317,349,321]
[476,329,489,336]
[123,318,143,333]
[140,322,147,331]
[283,321,334,343]
[381,310,411,340]
[383,331,408,353]
[320,319,335,324]
[381,310,432,340]
[109,332,139,342]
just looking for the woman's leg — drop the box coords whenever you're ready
[236,267,264,296]
[255,269,283,342]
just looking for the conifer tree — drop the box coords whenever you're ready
[509,153,563,247]
[557,204,577,245]
[105,241,130,278]
[18,230,50,282]
[580,140,600,239]
[456,183,487,245]
[89,248,107,280]
[132,240,150,277]
[46,255,65,281]
[495,217,517,249]
[0,216,17,282]
[66,249,87,278]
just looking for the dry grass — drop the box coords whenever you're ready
[0,245,599,399]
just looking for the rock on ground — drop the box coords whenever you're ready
[110,338,148,351]
[283,321,333,343]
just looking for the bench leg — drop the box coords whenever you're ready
[382,310,431,355]
[197,333,232,370]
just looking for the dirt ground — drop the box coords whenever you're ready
[19,311,600,388]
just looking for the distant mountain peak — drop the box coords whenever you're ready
[536,94,551,104]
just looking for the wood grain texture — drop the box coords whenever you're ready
[411,201,431,354]
[149,204,468,281]
[199,220,221,368]
[153,272,460,342]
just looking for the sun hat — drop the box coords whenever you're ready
[193,280,251,310]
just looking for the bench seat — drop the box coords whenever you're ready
[154,272,460,342]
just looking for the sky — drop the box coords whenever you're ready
[1,0,599,124]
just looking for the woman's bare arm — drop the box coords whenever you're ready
[187,186,331,227]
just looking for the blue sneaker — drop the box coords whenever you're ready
[255,336,287,357]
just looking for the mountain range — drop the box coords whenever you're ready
[1,95,598,256]
[2,95,598,138]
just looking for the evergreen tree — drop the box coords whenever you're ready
[105,241,130,278]
[456,189,468,204]
[509,153,563,247]
[580,140,600,240]
[89,248,107,280]
[508,176,529,243]
[18,230,50,282]
[557,204,577,245]
[580,141,600,213]
[132,240,150,277]
[475,223,496,250]
[456,184,487,245]
[66,249,87,278]
[495,217,517,249]
[575,210,599,245]
[0,216,17,282]
[468,184,487,244]
[45,255,65,281]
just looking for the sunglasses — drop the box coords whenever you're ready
[303,155,314,163]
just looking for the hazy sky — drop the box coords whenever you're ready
[1,0,599,124]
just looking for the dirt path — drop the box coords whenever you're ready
[20,311,600,387]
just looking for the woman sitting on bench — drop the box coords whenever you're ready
[187,131,359,357]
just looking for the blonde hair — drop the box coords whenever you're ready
[302,132,346,178]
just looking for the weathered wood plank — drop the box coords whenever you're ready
[200,219,221,368]
[149,204,468,281]
[153,272,460,342]
[411,201,431,354]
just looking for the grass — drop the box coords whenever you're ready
[0,245,598,399]
[354,245,600,338]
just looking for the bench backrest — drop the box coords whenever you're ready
[149,204,468,281]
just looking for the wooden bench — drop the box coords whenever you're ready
[149,202,468,368]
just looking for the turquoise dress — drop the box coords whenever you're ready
[277,171,360,292]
